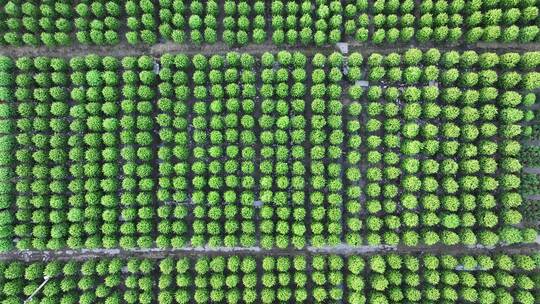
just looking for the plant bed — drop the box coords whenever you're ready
[0,253,539,303]
[0,49,538,253]
[0,1,538,47]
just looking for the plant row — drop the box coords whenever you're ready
[1,0,539,46]
[1,253,540,304]
[0,50,538,251]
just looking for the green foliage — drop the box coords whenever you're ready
[2,49,537,255]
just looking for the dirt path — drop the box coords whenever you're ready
[0,41,539,58]
[2,243,539,261]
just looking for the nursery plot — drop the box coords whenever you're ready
[0,49,538,252]
[354,49,540,247]
[0,0,539,47]
[0,253,539,303]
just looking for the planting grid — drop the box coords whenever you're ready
[0,0,539,47]
[2,253,540,303]
[0,1,540,304]
[0,50,538,252]
[0,48,538,302]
